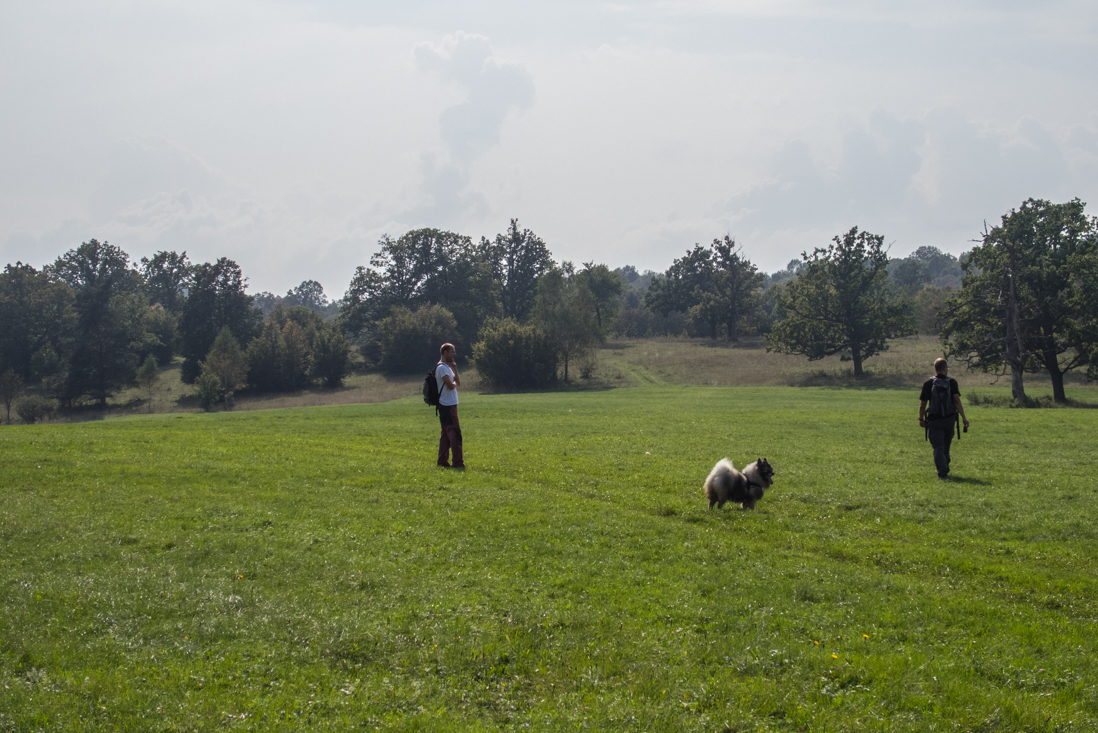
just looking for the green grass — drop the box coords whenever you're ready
[3,386,1098,731]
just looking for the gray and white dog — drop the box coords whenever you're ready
[704,457,775,510]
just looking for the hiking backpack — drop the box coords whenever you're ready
[423,362,442,407]
[928,376,955,420]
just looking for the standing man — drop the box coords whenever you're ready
[436,342,464,469]
[918,357,970,479]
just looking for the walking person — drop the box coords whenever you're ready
[918,358,970,479]
[436,342,464,469]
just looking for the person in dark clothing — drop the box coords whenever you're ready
[918,358,970,479]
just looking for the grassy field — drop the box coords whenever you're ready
[3,382,1098,731]
[64,335,1098,420]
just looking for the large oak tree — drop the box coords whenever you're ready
[940,198,1097,402]
[767,227,914,378]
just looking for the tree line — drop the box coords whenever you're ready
[2,199,1096,420]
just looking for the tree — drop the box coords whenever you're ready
[311,324,354,389]
[201,327,247,405]
[767,227,915,378]
[280,320,312,390]
[338,229,499,348]
[194,371,222,411]
[708,236,764,342]
[143,304,179,365]
[889,258,931,295]
[482,219,554,322]
[374,304,458,374]
[646,238,765,341]
[139,250,192,313]
[768,259,806,285]
[246,321,290,393]
[338,266,389,344]
[1073,244,1098,382]
[576,263,623,332]
[0,263,74,381]
[283,280,330,313]
[940,198,1097,402]
[46,239,151,406]
[534,266,602,382]
[135,354,160,412]
[471,317,558,390]
[909,246,964,289]
[645,245,717,336]
[179,258,259,383]
[0,368,24,424]
[912,285,955,335]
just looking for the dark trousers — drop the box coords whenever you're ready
[927,416,957,478]
[437,405,464,467]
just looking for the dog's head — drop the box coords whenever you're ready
[754,457,775,487]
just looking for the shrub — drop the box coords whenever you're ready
[472,318,558,390]
[16,395,57,424]
[204,327,247,400]
[194,370,223,411]
[375,304,458,374]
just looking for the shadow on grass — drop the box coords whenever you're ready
[792,370,926,390]
[968,390,1098,409]
[945,476,993,486]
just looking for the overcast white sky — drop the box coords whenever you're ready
[3,1,1097,296]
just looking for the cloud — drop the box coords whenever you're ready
[408,32,534,224]
[720,110,927,240]
[87,136,230,219]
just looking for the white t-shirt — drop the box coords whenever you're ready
[435,362,458,406]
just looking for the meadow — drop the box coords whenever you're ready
[81,335,1098,418]
[3,339,1098,731]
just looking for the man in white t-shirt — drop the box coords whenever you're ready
[435,342,464,468]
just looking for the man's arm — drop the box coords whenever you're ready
[919,399,927,427]
[953,394,969,428]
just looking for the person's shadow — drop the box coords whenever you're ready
[946,476,991,486]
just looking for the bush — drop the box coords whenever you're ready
[194,369,223,411]
[16,395,58,424]
[375,304,458,374]
[472,318,558,390]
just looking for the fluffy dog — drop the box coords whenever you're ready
[704,457,775,510]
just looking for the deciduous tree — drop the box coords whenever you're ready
[179,258,259,383]
[0,263,74,381]
[0,368,24,424]
[46,239,151,405]
[576,263,623,332]
[135,354,160,412]
[482,219,554,322]
[767,227,914,378]
[534,266,602,382]
[139,250,192,313]
[940,198,1097,402]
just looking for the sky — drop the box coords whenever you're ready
[3,0,1097,298]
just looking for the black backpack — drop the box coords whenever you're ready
[928,376,955,420]
[423,362,442,407]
